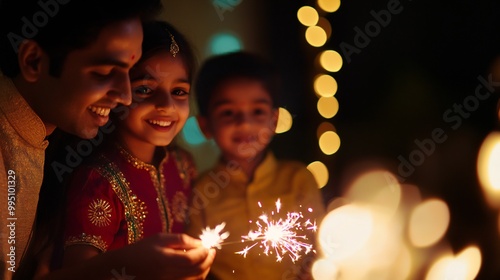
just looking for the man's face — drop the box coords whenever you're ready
[36,18,143,138]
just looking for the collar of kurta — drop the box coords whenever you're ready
[215,151,277,185]
[0,72,48,149]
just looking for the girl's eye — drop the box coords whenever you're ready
[172,89,189,97]
[133,86,153,97]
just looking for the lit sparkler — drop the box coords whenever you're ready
[200,222,230,249]
[235,199,316,262]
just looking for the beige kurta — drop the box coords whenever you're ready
[187,152,325,280]
[0,74,48,280]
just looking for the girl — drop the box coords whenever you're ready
[61,20,198,266]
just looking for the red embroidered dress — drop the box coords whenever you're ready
[63,144,195,252]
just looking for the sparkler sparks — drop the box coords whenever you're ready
[235,199,316,262]
[200,222,230,249]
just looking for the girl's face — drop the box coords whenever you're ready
[118,50,190,151]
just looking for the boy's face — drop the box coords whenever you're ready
[118,51,191,149]
[34,18,143,139]
[202,79,278,162]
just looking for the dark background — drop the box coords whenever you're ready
[264,0,500,278]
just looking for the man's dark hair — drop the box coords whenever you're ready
[0,0,162,78]
[195,51,281,117]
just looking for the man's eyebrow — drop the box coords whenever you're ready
[89,57,130,68]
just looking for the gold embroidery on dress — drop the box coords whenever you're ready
[65,233,108,252]
[171,191,188,222]
[119,146,158,171]
[118,145,172,232]
[157,167,173,232]
[96,158,147,244]
[88,198,112,227]
[171,148,195,189]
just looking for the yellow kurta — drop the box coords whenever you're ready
[0,74,48,280]
[187,152,325,280]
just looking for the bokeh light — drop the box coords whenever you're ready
[275,107,293,134]
[426,255,465,280]
[317,96,339,118]
[314,74,338,97]
[319,130,341,155]
[318,204,374,260]
[313,167,467,279]
[425,246,481,280]
[312,258,339,280]
[305,26,327,47]
[208,33,242,55]
[345,170,401,219]
[297,6,319,26]
[408,199,450,248]
[460,246,482,280]
[307,161,329,188]
[393,245,413,280]
[181,116,207,145]
[477,131,500,208]
[317,0,341,13]
[319,50,343,72]
[316,200,406,280]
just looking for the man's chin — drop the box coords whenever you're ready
[62,125,99,139]
[79,127,100,139]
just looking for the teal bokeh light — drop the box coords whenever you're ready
[180,116,207,145]
[208,33,242,55]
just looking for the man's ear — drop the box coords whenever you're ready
[196,115,212,139]
[17,40,45,83]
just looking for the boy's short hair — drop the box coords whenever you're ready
[195,51,281,117]
[0,0,162,78]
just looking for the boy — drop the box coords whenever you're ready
[188,52,325,280]
[0,1,214,279]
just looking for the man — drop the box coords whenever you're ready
[0,0,215,279]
